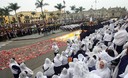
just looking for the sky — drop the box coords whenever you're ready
[0,0,128,15]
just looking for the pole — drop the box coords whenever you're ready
[63,0,66,25]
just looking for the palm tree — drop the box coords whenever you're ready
[31,11,36,19]
[70,5,76,13]
[35,0,49,15]
[54,3,65,13]
[79,6,85,12]
[3,6,12,24]
[9,3,20,24]
[75,8,80,13]
[79,6,85,19]
[66,11,70,14]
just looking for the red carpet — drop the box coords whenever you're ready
[0,39,66,70]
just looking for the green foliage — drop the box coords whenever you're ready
[9,3,20,12]
[54,3,65,11]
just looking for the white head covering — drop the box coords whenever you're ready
[68,62,75,78]
[78,54,85,62]
[9,58,20,74]
[35,71,47,78]
[20,63,33,77]
[113,29,128,46]
[59,68,69,78]
[61,51,68,65]
[19,71,29,78]
[73,58,78,63]
[54,54,62,67]
[92,60,111,78]
[44,58,52,70]
[99,50,113,62]
[43,58,55,76]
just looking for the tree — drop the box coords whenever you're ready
[70,5,76,13]
[79,6,85,19]
[3,6,12,24]
[31,12,36,23]
[9,3,20,25]
[35,0,49,15]
[54,3,65,12]
[79,6,85,12]
[75,8,80,13]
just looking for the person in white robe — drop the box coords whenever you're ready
[61,51,69,68]
[43,58,55,78]
[87,55,97,71]
[68,62,75,78]
[35,71,47,78]
[20,63,33,78]
[52,42,59,56]
[91,60,111,78]
[9,58,21,78]
[113,29,128,54]
[53,54,62,75]
[73,63,83,78]
[103,31,113,46]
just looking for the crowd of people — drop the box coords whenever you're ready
[60,24,80,31]
[0,24,60,41]
[9,17,128,78]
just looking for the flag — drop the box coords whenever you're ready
[63,0,65,4]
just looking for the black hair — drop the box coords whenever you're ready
[93,55,97,59]
[106,49,115,57]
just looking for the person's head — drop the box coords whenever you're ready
[56,54,60,59]
[19,71,27,78]
[61,51,66,56]
[61,68,68,75]
[53,42,56,45]
[35,71,44,78]
[45,58,51,64]
[69,62,75,68]
[99,61,105,69]
[20,63,26,70]
[106,49,115,57]
[10,58,15,63]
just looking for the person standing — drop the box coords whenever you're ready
[52,42,59,56]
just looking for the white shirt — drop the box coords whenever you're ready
[52,44,59,53]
